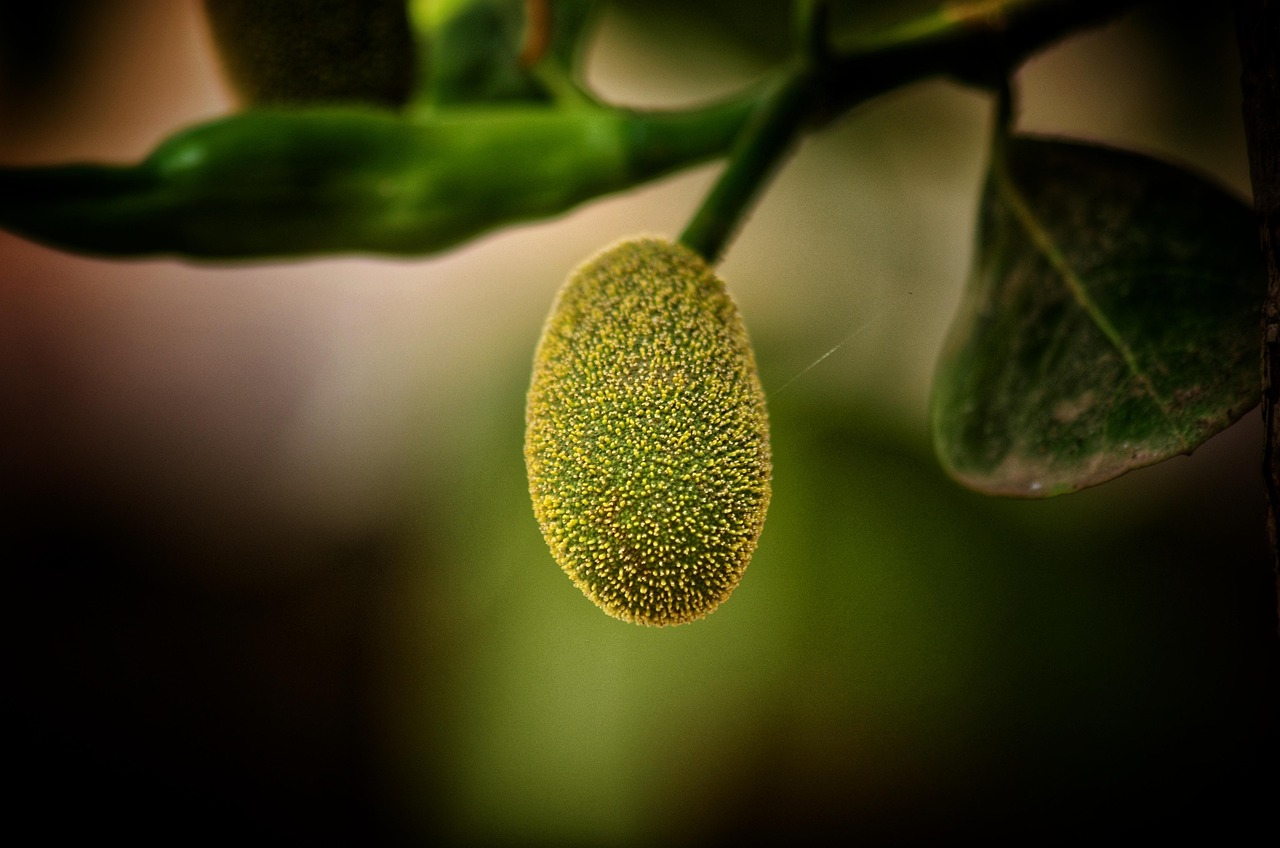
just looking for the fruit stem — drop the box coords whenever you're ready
[678,65,815,265]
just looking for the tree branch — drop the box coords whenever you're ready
[818,0,1141,120]
[0,0,1149,261]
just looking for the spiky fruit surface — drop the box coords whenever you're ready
[525,238,771,626]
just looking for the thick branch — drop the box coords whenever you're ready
[679,0,1140,265]
[1235,0,1280,631]
[818,0,1141,120]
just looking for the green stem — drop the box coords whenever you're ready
[679,0,1136,265]
[678,0,828,264]
[623,86,765,182]
[678,68,814,264]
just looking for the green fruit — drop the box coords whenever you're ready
[203,0,416,108]
[525,238,771,626]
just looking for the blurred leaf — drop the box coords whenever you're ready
[203,0,417,108]
[931,135,1263,497]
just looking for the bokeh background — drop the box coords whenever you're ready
[4,1,1277,842]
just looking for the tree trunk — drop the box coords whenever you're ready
[1236,0,1280,632]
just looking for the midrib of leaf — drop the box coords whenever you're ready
[993,159,1190,446]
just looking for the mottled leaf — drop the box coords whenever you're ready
[931,135,1264,497]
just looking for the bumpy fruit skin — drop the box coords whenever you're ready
[525,238,771,626]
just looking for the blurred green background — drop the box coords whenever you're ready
[3,1,1276,843]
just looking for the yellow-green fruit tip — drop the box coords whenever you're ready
[524,237,771,626]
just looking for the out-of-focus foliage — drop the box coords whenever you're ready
[204,0,417,107]
[0,1,757,260]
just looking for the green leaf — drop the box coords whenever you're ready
[931,135,1264,497]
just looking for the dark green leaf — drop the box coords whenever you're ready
[931,135,1264,497]
[203,0,417,108]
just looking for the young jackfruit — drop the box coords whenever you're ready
[525,238,771,626]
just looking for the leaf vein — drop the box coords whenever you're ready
[994,162,1190,447]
